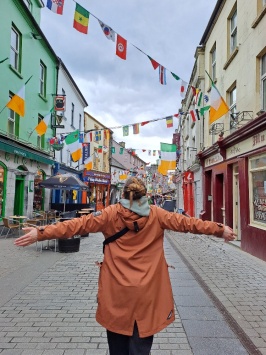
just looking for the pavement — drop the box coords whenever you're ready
[0,229,265,355]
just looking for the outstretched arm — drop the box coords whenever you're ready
[222,225,237,242]
[14,227,38,247]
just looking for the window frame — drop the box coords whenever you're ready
[37,115,45,149]
[210,44,217,81]
[10,25,21,72]
[7,92,19,137]
[261,53,266,111]
[71,103,74,127]
[229,86,237,130]
[39,61,47,97]
[230,10,237,54]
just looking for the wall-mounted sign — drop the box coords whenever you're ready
[54,95,66,111]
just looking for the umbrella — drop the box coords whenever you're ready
[39,173,88,212]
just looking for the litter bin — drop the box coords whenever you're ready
[58,218,80,253]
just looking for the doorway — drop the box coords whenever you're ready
[14,175,25,215]
[233,164,240,240]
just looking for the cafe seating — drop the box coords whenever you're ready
[0,218,20,238]
[33,211,46,225]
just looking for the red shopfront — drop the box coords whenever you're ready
[82,170,111,211]
[183,171,195,217]
[198,113,266,262]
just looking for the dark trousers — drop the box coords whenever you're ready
[107,322,154,355]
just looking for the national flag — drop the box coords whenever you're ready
[166,116,173,128]
[119,147,124,154]
[147,55,159,70]
[35,113,50,136]
[116,34,127,60]
[111,147,115,154]
[142,149,146,152]
[95,130,101,141]
[133,123,140,134]
[98,146,103,153]
[153,150,156,156]
[159,65,166,85]
[46,0,64,15]
[123,126,129,136]
[148,150,151,156]
[190,86,196,97]
[190,110,197,122]
[209,83,229,124]
[104,129,110,140]
[200,106,210,116]
[195,90,203,106]
[158,143,176,176]
[86,132,93,142]
[180,80,188,98]
[195,109,200,120]
[141,121,150,126]
[173,113,179,118]
[84,156,93,171]
[79,133,84,143]
[204,94,209,103]
[65,130,82,162]
[98,20,115,42]
[73,3,89,34]
[6,85,25,116]
[171,72,180,81]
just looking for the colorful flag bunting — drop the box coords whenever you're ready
[195,90,203,106]
[166,116,173,128]
[209,83,229,124]
[86,132,93,142]
[159,65,166,85]
[84,156,93,170]
[133,123,140,134]
[73,3,89,34]
[204,94,209,103]
[148,150,151,156]
[180,80,188,98]
[95,130,101,141]
[46,0,64,15]
[190,110,197,122]
[147,56,159,70]
[141,121,150,126]
[123,126,129,136]
[65,130,82,162]
[171,72,180,81]
[116,34,127,60]
[6,85,25,117]
[98,146,103,153]
[158,143,176,175]
[200,106,210,116]
[98,20,115,42]
[104,129,110,140]
[35,113,50,136]
[153,150,156,156]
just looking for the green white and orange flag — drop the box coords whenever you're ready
[73,3,89,34]
[65,130,82,162]
[158,143,176,176]
[6,85,25,117]
[35,113,50,136]
[84,156,93,171]
[209,83,229,124]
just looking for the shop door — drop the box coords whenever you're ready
[215,174,224,224]
[233,165,241,240]
[14,175,25,215]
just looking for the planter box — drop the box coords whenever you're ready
[58,237,80,253]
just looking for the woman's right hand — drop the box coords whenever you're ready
[14,227,38,247]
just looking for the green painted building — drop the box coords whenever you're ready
[0,0,57,220]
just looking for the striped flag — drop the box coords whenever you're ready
[65,130,82,162]
[180,80,188,98]
[158,143,176,175]
[133,123,140,134]
[166,116,173,128]
[209,83,229,124]
[84,156,93,171]
[73,3,89,34]
[6,85,25,117]
[159,65,166,85]
[148,56,159,70]
[46,0,64,15]
[35,113,50,136]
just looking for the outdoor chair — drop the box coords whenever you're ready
[0,218,20,238]
[33,211,46,225]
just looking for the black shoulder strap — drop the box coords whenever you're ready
[103,227,129,254]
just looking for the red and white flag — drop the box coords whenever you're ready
[180,80,188,98]
[116,34,127,60]
[159,65,166,85]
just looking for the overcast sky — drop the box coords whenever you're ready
[40,0,216,164]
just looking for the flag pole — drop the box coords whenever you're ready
[0,57,8,64]
[205,70,213,84]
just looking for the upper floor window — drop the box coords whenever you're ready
[8,93,16,137]
[263,0,266,6]
[40,62,46,97]
[37,115,45,149]
[71,103,75,126]
[79,113,82,131]
[230,10,237,54]
[229,86,237,129]
[262,54,266,111]
[23,0,31,10]
[10,26,21,72]
[210,44,216,81]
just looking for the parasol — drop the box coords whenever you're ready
[39,173,88,212]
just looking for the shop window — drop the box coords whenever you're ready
[250,155,266,227]
[34,170,44,211]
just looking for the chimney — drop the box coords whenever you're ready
[119,141,125,148]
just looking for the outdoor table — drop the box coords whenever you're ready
[80,208,94,212]
[9,216,27,236]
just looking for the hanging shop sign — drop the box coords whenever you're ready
[83,170,111,184]
[54,95,66,111]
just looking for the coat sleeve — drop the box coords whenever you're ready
[154,207,225,238]
[37,207,113,242]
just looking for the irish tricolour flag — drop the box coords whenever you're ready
[65,130,82,162]
[158,143,176,176]
[209,83,229,124]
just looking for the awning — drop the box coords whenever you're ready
[0,138,54,165]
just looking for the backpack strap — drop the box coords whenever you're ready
[103,227,129,254]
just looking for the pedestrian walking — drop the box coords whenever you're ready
[14,177,236,355]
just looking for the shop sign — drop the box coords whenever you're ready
[83,170,111,184]
[183,171,194,183]
[227,130,266,159]
[205,153,223,168]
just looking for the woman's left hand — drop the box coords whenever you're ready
[222,226,237,242]
[14,227,38,247]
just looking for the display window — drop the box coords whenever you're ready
[34,170,45,211]
[250,154,266,227]
[0,164,6,217]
